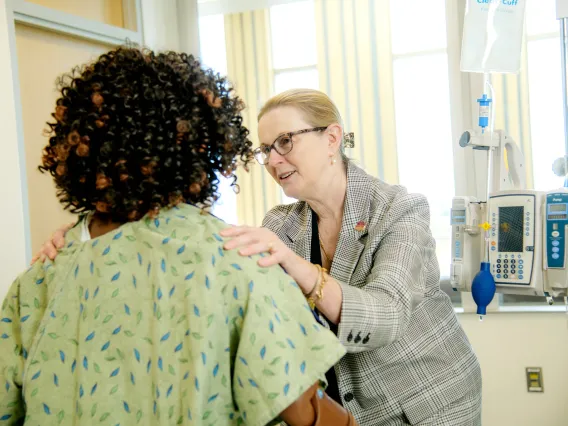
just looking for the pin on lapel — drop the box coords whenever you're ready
[355,221,366,232]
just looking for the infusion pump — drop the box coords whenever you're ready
[451,189,568,300]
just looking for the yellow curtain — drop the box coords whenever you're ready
[314,0,398,183]
[488,41,534,188]
[224,9,282,226]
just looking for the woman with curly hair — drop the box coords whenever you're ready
[0,47,356,426]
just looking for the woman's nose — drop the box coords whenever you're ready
[267,148,285,167]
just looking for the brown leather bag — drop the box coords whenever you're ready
[281,382,358,426]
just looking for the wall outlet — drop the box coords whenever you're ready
[526,367,544,392]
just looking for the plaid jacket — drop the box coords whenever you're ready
[263,162,481,425]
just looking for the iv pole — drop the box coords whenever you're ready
[558,0,568,310]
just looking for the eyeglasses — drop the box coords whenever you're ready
[253,127,327,165]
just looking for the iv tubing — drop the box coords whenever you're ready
[483,73,496,263]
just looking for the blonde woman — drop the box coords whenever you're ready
[222,89,482,426]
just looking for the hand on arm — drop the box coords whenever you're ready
[219,226,343,324]
[30,222,74,264]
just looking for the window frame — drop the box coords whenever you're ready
[12,0,142,45]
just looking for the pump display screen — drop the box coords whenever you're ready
[549,204,566,212]
[498,206,524,253]
[548,203,568,220]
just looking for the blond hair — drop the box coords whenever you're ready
[258,88,343,128]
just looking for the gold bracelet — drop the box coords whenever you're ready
[305,264,321,298]
[315,270,328,303]
[307,266,327,309]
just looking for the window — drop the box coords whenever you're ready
[525,0,565,192]
[198,14,238,224]
[269,0,318,204]
[270,2,317,71]
[274,68,319,94]
[202,0,568,309]
[389,0,454,290]
[198,14,228,75]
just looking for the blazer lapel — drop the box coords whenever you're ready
[281,202,312,262]
[330,163,371,284]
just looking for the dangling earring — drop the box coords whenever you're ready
[330,156,337,165]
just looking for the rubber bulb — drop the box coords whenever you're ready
[471,261,496,316]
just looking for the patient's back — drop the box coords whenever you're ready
[0,204,344,425]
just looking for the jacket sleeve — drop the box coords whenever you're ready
[337,193,439,353]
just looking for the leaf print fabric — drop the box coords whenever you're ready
[0,204,345,425]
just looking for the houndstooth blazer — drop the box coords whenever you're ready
[262,162,482,425]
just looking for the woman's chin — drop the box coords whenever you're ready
[280,179,306,202]
[282,188,301,202]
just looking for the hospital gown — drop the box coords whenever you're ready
[0,204,345,425]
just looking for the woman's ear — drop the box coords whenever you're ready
[326,123,343,151]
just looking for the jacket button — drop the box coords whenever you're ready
[347,332,353,342]
[344,392,354,402]
[362,333,370,344]
[354,332,362,343]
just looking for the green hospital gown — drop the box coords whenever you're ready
[0,204,345,425]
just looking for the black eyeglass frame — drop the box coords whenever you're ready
[253,127,328,165]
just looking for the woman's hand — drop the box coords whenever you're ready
[220,226,295,268]
[30,222,74,264]
[220,226,319,294]
[220,225,343,323]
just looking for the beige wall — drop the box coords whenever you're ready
[15,24,108,254]
[460,312,568,426]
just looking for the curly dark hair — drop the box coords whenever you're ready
[39,46,253,222]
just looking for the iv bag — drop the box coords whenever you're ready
[461,0,528,74]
